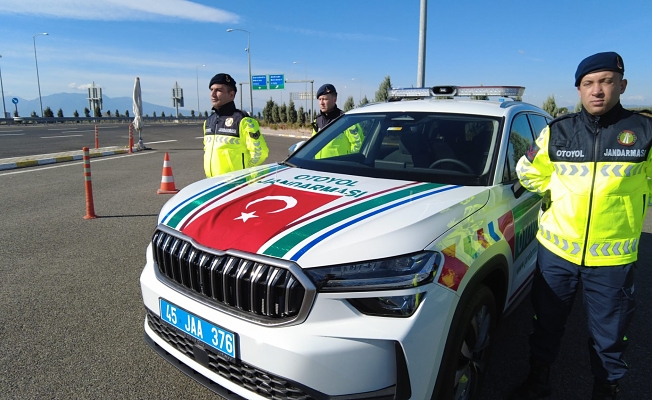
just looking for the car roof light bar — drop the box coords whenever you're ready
[453,85,525,97]
[387,85,526,101]
[388,88,433,99]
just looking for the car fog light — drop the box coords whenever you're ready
[348,293,425,317]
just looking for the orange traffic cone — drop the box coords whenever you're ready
[157,152,180,194]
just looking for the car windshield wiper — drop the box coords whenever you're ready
[280,160,297,168]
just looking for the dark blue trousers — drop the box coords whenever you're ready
[529,245,636,382]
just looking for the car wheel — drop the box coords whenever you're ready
[433,284,497,400]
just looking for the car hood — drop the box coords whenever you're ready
[159,164,489,268]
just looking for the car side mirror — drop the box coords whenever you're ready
[288,141,306,156]
[512,181,526,198]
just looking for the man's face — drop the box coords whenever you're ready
[577,71,627,116]
[210,83,236,109]
[318,93,337,113]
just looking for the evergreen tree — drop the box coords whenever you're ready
[288,100,298,124]
[107,110,112,117]
[574,101,582,113]
[161,111,166,117]
[191,110,196,117]
[125,110,130,118]
[272,104,280,123]
[279,103,288,123]
[84,107,91,117]
[152,111,157,118]
[298,106,305,126]
[343,96,355,112]
[73,110,79,118]
[44,107,54,117]
[557,107,569,115]
[357,95,369,107]
[374,76,392,102]
[31,111,38,117]
[94,107,101,117]
[115,109,120,117]
[57,108,64,117]
[263,97,275,122]
[204,111,208,117]
[542,95,558,117]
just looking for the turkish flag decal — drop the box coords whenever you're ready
[182,184,340,252]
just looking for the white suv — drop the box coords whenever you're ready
[140,86,551,399]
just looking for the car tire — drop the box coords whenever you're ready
[432,284,497,400]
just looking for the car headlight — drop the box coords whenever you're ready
[304,251,442,292]
[347,293,426,317]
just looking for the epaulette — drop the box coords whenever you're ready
[548,112,576,126]
[634,109,652,118]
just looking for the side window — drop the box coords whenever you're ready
[503,114,535,182]
[528,114,548,139]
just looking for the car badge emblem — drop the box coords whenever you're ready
[617,130,636,146]
[225,118,234,127]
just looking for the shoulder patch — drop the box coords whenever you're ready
[249,130,261,140]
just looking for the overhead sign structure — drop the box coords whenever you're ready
[252,75,267,90]
[269,74,285,90]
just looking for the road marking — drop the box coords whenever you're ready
[41,135,84,139]
[144,140,177,144]
[0,151,157,176]
[48,128,78,131]
[0,130,24,133]
[0,133,24,136]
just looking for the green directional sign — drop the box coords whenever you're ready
[252,75,267,90]
[269,74,285,90]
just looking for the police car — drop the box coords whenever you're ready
[140,85,551,399]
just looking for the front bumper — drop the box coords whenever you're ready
[140,253,458,400]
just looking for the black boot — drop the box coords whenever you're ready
[591,379,619,400]
[506,358,551,400]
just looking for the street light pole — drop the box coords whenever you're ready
[293,61,308,115]
[0,54,6,119]
[33,32,48,117]
[196,64,205,116]
[227,28,253,116]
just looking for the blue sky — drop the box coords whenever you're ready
[1,0,652,115]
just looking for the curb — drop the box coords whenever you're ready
[0,147,132,172]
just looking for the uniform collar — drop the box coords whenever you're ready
[321,106,342,120]
[581,102,624,127]
[213,101,236,117]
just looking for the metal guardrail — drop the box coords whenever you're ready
[0,116,209,125]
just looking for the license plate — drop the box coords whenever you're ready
[159,298,237,359]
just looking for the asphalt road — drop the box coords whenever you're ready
[0,126,650,400]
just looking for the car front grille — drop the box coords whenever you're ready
[152,228,308,323]
[147,309,316,400]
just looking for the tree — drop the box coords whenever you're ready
[298,106,306,126]
[263,97,275,122]
[357,96,369,107]
[343,96,355,112]
[152,111,157,117]
[374,76,392,102]
[106,110,112,117]
[542,95,558,117]
[73,110,79,118]
[13,109,18,117]
[279,103,287,123]
[272,103,280,123]
[574,101,582,113]
[44,107,54,117]
[161,111,166,117]
[94,107,101,117]
[204,111,208,117]
[31,111,38,117]
[191,110,195,117]
[557,107,569,116]
[84,107,91,117]
[287,100,298,124]
[115,109,120,117]
[125,110,130,118]
[57,108,64,117]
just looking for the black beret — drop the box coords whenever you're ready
[209,73,236,88]
[316,83,337,99]
[574,52,624,87]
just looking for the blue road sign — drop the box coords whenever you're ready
[252,75,267,90]
[12,97,18,104]
[269,74,285,90]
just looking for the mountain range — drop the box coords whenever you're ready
[2,92,194,118]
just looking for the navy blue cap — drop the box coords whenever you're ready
[316,83,336,99]
[209,73,236,88]
[574,52,624,87]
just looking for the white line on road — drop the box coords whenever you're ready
[0,130,24,133]
[0,151,157,176]
[146,140,177,144]
[41,135,84,139]
[48,128,78,131]
[0,133,24,136]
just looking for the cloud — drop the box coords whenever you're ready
[0,0,239,23]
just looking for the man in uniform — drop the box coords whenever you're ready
[203,73,268,177]
[311,83,364,159]
[510,52,652,399]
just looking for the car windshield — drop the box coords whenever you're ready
[288,111,501,186]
